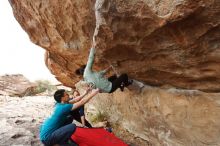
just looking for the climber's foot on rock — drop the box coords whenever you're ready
[120,83,125,91]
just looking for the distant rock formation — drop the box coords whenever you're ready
[0,74,36,97]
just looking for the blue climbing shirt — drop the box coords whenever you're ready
[40,103,73,141]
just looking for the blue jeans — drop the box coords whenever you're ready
[42,124,77,146]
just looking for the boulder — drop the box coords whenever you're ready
[9,0,220,91]
[8,0,220,145]
[0,74,36,97]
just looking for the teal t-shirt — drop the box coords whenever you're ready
[40,103,73,141]
[83,48,112,93]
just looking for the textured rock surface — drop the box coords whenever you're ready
[9,0,220,91]
[9,0,220,145]
[0,74,36,96]
[93,0,220,92]
[9,0,96,89]
[85,86,220,146]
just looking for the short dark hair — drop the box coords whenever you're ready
[54,89,65,103]
[75,65,86,75]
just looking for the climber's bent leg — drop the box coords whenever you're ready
[42,124,76,146]
[108,74,117,82]
[109,74,129,93]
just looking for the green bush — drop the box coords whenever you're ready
[34,80,57,94]
[89,111,108,123]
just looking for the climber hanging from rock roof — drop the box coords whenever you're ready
[75,46,133,93]
[40,88,128,146]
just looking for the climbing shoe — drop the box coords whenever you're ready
[127,79,133,86]
[120,83,125,91]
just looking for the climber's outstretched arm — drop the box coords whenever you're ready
[85,48,95,72]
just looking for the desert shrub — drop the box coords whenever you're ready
[89,110,108,123]
[34,80,57,94]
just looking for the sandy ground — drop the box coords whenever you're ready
[0,95,147,146]
[0,95,54,146]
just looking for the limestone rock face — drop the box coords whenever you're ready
[9,0,96,89]
[9,0,220,91]
[0,74,36,97]
[85,86,220,146]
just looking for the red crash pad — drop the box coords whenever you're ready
[71,127,128,146]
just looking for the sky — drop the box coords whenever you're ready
[0,1,58,83]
